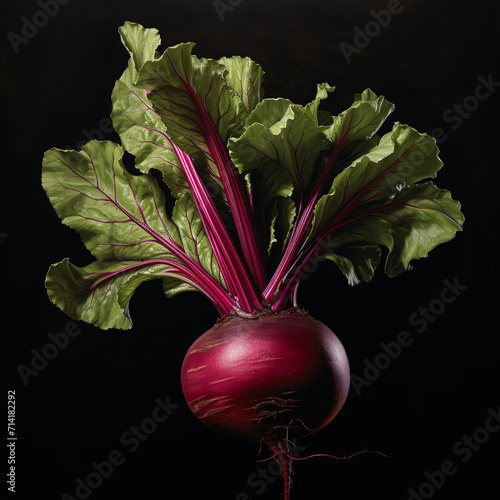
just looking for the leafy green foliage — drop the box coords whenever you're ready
[42,22,464,329]
[42,141,224,329]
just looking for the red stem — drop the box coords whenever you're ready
[202,110,267,292]
[272,139,420,309]
[181,75,267,293]
[263,137,347,304]
[170,142,262,312]
[272,197,417,310]
[143,58,267,297]
[86,258,233,315]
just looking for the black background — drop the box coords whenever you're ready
[3,1,499,499]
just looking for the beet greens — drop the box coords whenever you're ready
[42,21,463,328]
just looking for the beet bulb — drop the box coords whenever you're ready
[181,310,350,443]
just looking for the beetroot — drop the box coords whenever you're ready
[42,22,464,499]
[181,311,350,443]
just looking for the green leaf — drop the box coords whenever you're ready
[229,98,329,203]
[312,123,444,235]
[114,40,195,166]
[326,88,395,145]
[304,82,335,125]
[112,23,190,198]
[46,258,179,330]
[219,55,264,116]
[118,22,161,75]
[41,140,220,328]
[330,134,381,178]
[134,42,204,156]
[162,277,197,298]
[137,44,258,146]
[111,78,189,198]
[42,140,181,261]
[323,245,381,285]
[114,43,264,212]
[116,24,262,151]
[245,97,294,130]
[326,182,464,277]
[308,122,464,280]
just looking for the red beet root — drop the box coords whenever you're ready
[181,310,350,443]
[41,23,464,499]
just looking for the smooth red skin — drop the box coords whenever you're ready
[181,314,350,442]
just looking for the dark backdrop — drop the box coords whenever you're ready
[3,1,499,499]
